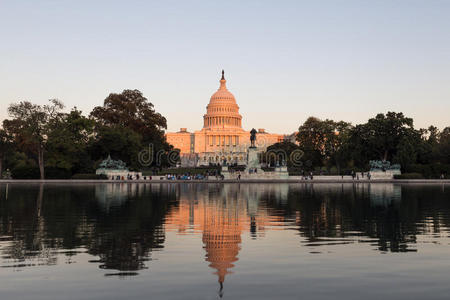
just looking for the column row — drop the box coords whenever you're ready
[204,116,241,127]
[208,135,240,146]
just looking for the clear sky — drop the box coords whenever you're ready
[1,0,449,133]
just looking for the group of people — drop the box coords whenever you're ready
[349,171,371,180]
[298,171,373,180]
[301,172,314,180]
[163,174,207,180]
[110,174,151,180]
[248,168,258,174]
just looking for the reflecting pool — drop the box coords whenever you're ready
[0,183,450,299]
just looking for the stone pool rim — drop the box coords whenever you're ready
[1,179,450,184]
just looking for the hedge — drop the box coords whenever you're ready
[10,166,105,179]
[72,173,108,180]
[11,166,40,179]
[403,164,450,179]
[11,166,74,179]
[261,166,275,172]
[45,167,72,179]
[394,173,425,179]
[146,166,221,176]
[229,165,246,171]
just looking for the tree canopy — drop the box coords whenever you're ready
[3,99,64,179]
[90,89,167,145]
[1,90,172,178]
[295,112,449,177]
[89,89,172,170]
[1,92,449,179]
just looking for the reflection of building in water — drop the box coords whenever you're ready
[369,184,402,207]
[95,183,151,210]
[166,184,286,290]
[202,195,243,288]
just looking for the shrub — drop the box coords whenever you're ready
[72,173,108,180]
[45,167,72,179]
[229,165,246,171]
[11,166,40,179]
[153,167,221,176]
[394,173,424,179]
[403,164,450,179]
[12,166,79,179]
[261,166,275,172]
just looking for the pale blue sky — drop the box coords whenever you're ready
[1,0,449,133]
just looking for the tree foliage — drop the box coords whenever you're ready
[90,89,167,145]
[296,117,353,172]
[295,112,449,177]
[0,129,13,178]
[1,90,171,178]
[46,108,95,173]
[3,99,64,179]
[90,89,172,169]
[1,92,449,179]
[350,112,416,162]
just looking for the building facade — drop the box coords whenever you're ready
[165,71,291,166]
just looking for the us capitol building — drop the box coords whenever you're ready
[166,71,295,166]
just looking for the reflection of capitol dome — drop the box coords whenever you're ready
[204,70,242,129]
[202,211,241,285]
[164,185,287,293]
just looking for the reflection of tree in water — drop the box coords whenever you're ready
[1,182,450,275]
[0,183,177,272]
[0,184,58,267]
[261,183,450,253]
[87,184,176,271]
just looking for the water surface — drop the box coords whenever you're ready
[0,183,449,299]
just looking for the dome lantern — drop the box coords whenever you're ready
[203,70,243,129]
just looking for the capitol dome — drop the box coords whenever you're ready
[203,70,242,129]
[209,71,237,104]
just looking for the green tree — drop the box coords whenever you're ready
[393,133,421,168]
[296,117,327,168]
[46,108,96,174]
[348,112,417,163]
[90,89,171,168]
[323,120,353,173]
[264,141,302,167]
[296,117,352,172]
[91,89,167,145]
[3,99,64,179]
[90,126,143,170]
[0,129,12,178]
[439,127,450,164]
